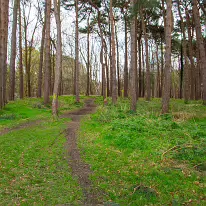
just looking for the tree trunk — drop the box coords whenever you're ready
[110,0,117,104]
[115,24,121,97]
[75,0,80,102]
[162,0,172,114]
[156,42,161,98]
[138,37,142,97]
[86,14,90,96]
[193,0,206,105]
[124,14,128,97]
[130,0,138,111]
[37,13,46,98]
[52,0,62,117]
[44,0,51,104]
[18,2,23,99]
[177,0,190,103]
[185,7,195,100]
[142,12,151,101]
[9,0,19,101]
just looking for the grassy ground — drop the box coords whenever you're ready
[79,98,206,205]
[0,96,85,130]
[0,96,88,205]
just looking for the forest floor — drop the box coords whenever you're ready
[0,96,205,205]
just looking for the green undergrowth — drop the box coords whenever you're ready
[0,118,82,205]
[79,98,206,205]
[0,96,89,130]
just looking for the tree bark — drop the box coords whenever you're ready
[193,0,206,105]
[130,0,138,111]
[9,0,19,101]
[142,12,151,101]
[110,0,117,104]
[37,13,46,98]
[75,0,80,102]
[86,14,90,96]
[115,24,121,97]
[0,0,9,107]
[52,0,62,117]
[44,0,51,104]
[162,0,172,114]
[18,2,23,99]
[124,14,128,98]
[177,0,190,103]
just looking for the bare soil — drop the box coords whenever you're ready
[0,119,43,136]
[63,99,103,206]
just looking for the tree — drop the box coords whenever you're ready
[110,0,117,104]
[52,0,62,117]
[130,0,138,111]
[9,0,19,101]
[0,0,9,108]
[19,1,24,99]
[44,0,51,104]
[193,0,206,105]
[75,0,80,103]
[162,0,172,114]
[177,0,190,103]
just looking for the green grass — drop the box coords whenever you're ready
[0,119,82,205]
[79,98,206,205]
[0,96,88,130]
[0,95,93,205]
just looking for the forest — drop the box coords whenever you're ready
[0,0,206,205]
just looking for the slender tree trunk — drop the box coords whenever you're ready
[27,22,38,97]
[52,0,62,117]
[130,0,138,111]
[162,0,172,114]
[86,15,90,96]
[142,12,151,101]
[160,36,164,97]
[37,16,46,97]
[75,0,80,102]
[185,7,195,100]
[156,42,161,98]
[44,0,51,104]
[110,0,117,104]
[177,0,190,103]
[193,0,206,105]
[142,41,145,97]
[124,14,128,97]
[115,24,121,97]
[9,0,19,101]
[138,37,142,97]
[19,2,23,99]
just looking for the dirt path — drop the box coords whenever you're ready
[63,99,103,205]
[0,119,43,136]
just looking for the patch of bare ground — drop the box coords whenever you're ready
[0,119,43,136]
[63,99,104,206]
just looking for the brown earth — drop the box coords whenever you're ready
[0,119,43,136]
[63,99,104,206]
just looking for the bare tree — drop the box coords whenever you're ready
[162,0,172,113]
[193,0,206,105]
[44,0,51,104]
[130,0,138,111]
[75,0,80,102]
[110,0,117,104]
[52,0,62,116]
[19,1,24,99]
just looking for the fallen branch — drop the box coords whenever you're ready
[161,144,193,159]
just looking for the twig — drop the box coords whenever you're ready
[161,144,193,159]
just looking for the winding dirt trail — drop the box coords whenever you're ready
[0,119,43,136]
[63,99,103,206]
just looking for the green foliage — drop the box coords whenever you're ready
[0,119,82,205]
[79,98,206,205]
